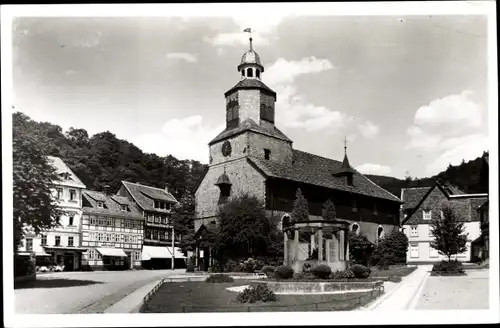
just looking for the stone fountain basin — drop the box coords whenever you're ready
[249,280,384,294]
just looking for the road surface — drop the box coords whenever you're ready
[15,269,185,314]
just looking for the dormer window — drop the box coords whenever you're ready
[264,149,271,160]
[121,205,128,212]
[97,201,104,208]
[346,175,353,186]
[423,210,432,220]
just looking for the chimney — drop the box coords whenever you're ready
[103,185,111,195]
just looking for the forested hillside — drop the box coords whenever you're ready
[13,112,488,200]
[13,112,207,200]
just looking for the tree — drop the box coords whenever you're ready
[348,233,375,266]
[430,202,468,261]
[218,193,276,260]
[371,228,409,268]
[322,199,336,221]
[171,192,196,256]
[12,112,65,252]
[291,188,309,222]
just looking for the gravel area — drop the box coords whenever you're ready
[415,269,489,310]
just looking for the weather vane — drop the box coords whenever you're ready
[243,28,253,50]
[344,136,348,155]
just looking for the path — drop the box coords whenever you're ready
[14,269,185,314]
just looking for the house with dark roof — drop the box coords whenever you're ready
[81,190,144,270]
[194,36,403,271]
[117,181,184,269]
[401,180,487,263]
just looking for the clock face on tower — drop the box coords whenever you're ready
[221,141,232,157]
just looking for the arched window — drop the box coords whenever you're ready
[256,69,260,78]
[281,214,291,230]
[241,69,245,77]
[247,68,253,77]
[351,222,360,235]
[377,226,385,241]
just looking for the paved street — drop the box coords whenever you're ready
[414,269,489,310]
[15,269,186,314]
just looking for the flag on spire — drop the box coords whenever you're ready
[243,28,252,33]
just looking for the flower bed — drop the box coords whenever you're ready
[250,280,384,294]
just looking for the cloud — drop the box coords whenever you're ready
[358,121,379,138]
[405,90,488,175]
[132,115,224,163]
[64,69,76,75]
[263,57,350,131]
[356,163,393,176]
[73,31,102,48]
[414,90,482,128]
[166,52,198,63]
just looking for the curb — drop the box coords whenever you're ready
[362,266,423,311]
[406,269,431,310]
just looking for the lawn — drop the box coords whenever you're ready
[370,265,417,278]
[141,281,381,313]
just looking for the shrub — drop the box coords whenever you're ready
[350,264,371,279]
[293,272,316,280]
[186,264,195,272]
[311,264,332,279]
[274,265,294,279]
[349,234,375,266]
[331,269,355,280]
[241,258,257,273]
[432,260,464,274]
[205,274,235,283]
[236,284,277,303]
[371,229,409,267]
[261,265,275,277]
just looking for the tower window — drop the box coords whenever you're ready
[256,70,260,78]
[347,175,353,186]
[242,69,245,77]
[264,149,271,160]
[218,185,231,204]
[247,68,253,77]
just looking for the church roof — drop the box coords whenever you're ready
[209,118,292,145]
[224,78,276,97]
[247,150,402,203]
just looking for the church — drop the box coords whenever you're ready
[194,36,402,268]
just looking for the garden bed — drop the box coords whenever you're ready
[141,281,382,313]
[250,280,383,294]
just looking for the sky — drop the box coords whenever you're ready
[10,9,490,179]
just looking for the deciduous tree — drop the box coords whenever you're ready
[322,199,336,221]
[430,202,468,261]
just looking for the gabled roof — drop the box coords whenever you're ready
[401,180,488,225]
[224,78,276,97]
[247,150,402,203]
[209,118,292,145]
[82,190,143,219]
[47,156,86,189]
[401,187,431,210]
[120,181,178,213]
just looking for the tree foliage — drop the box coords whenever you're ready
[348,233,375,266]
[430,202,468,261]
[322,199,336,221]
[218,193,277,260]
[12,112,66,252]
[371,228,409,268]
[171,192,196,256]
[291,188,309,222]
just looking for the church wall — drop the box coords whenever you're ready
[194,158,267,231]
[247,132,293,164]
[209,134,247,166]
[238,90,261,122]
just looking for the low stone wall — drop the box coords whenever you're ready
[250,280,384,294]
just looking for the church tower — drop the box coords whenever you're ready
[208,35,293,166]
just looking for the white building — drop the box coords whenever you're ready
[18,156,87,271]
[401,181,487,263]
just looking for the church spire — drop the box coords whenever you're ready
[238,28,264,80]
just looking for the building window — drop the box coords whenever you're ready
[428,227,433,237]
[124,235,129,243]
[256,69,260,79]
[68,215,74,226]
[429,247,439,258]
[146,230,151,239]
[56,188,63,199]
[247,68,253,77]
[410,225,418,237]
[147,214,154,222]
[377,226,384,241]
[410,244,419,258]
[166,203,171,211]
[41,235,47,245]
[97,201,104,208]
[90,217,97,225]
[352,200,357,212]
[423,210,432,220]
[121,205,128,211]
[68,237,74,246]
[26,238,33,251]
[351,223,360,235]
[154,200,160,208]
[106,234,111,242]
[55,236,61,246]
[69,189,76,201]
[241,69,245,77]
[264,149,271,160]
[152,230,158,240]
[218,185,231,204]
[346,175,353,186]
[98,233,104,242]
[120,234,125,242]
